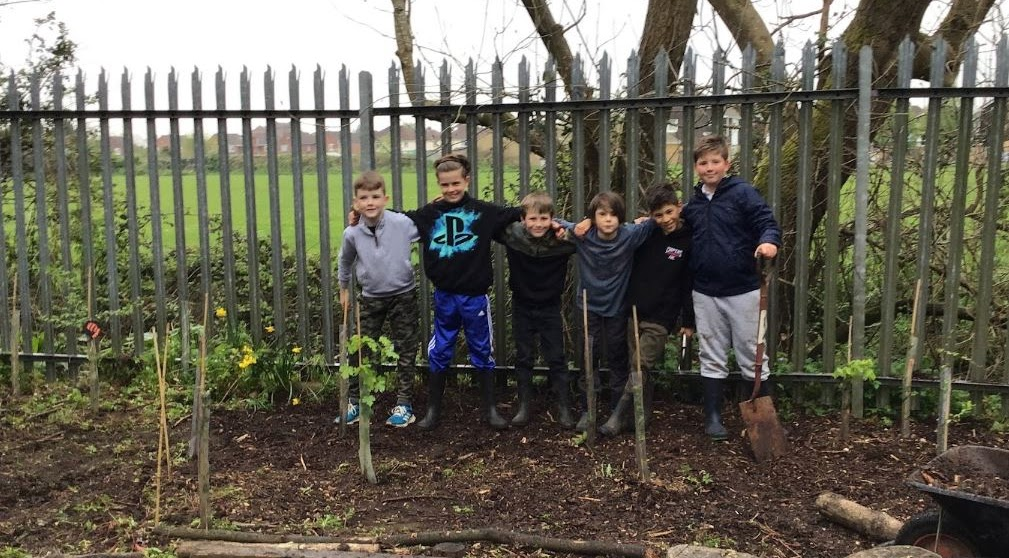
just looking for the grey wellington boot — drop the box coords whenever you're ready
[511,371,534,427]
[551,373,576,429]
[599,391,633,437]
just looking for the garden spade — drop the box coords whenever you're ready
[739,258,788,462]
[338,304,350,437]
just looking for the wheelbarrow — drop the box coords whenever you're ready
[895,445,1009,557]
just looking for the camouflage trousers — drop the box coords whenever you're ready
[348,289,419,406]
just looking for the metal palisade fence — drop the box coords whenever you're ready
[1,37,1008,407]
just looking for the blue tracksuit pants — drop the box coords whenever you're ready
[428,289,495,373]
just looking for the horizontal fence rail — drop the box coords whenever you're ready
[1,36,1008,414]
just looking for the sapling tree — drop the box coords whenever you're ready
[833,358,877,444]
[341,333,397,485]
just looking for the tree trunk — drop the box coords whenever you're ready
[618,0,697,196]
[752,0,993,361]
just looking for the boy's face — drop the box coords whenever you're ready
[593,207,620,237]
[651,202,682,233]
[522,210,553,238]
[437,169,469,204]
[354,188,388,221]
[695,150,730,189]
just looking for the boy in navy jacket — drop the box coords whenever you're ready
[681,136,781,441]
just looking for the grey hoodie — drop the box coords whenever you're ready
[338,210,419,298]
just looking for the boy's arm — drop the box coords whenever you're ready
[679,269,695,334]
[745,189,782,258]
[337,232,357,293]
[491,205,523,237]
[625,218,657,248]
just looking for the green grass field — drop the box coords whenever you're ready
[121,168,519,256]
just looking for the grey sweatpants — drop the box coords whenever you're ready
[692,289,769,381]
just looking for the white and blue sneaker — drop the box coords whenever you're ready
[386,405,416,428]
[334,403,360,425]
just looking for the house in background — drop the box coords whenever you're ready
[665,106,742,161]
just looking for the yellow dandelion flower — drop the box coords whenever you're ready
[291,398,300,406]
[292,346,302,355]
[215,307,227,319]
[265,325,275,334]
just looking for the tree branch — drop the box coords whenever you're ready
[519,0,577,97]
[912,0,997,84]
[707,0,775,69]
[390,0,421,103]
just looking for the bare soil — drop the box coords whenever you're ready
[2,383,1007,557]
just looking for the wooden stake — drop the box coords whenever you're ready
[356,301,377,484]
[901,279,922,439]
[937,365,952,455]
[630,306,649,482]
[840,317,853,444]
[10,272,20,398]
[197,294,211,529]
[86,267,99,412]
[338,303,350,437]
[581,290,596,447]
[152,328,167,524]
[160,326,172,475]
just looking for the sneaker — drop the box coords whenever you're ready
[334,403,360,425]
[386,405,416,428]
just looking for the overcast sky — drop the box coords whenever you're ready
[0,0,999,112]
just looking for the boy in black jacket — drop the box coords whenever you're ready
[498,191,577,428]
[600,184,694,435]
[412,154,522,431]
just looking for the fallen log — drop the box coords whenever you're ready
[176,541,385,558]
[843,546,939,558]
[155,525,653,557]
[153,526,371,544]
[814,491,903,541]
[667,545,758,557]
[380,528,652,557]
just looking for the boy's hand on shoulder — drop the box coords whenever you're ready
[348,209,360,227]
[551,220,568,240]
[574,218,592,238]
[633,215,649,225]
[755,243,778,259]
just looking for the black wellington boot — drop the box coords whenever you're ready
[417,372,446,431]
[551,373,576,429]
[599,391,632,437]
[511,371,533,426]
[702,376,728,441]
[479,372,509,430]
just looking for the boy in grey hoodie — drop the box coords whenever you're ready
[336,171,421,427]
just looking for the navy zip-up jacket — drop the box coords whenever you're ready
[681,175,781,297]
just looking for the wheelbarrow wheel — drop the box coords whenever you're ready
[894,510,980,557]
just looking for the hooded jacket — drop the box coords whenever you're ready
[681,175,781,297]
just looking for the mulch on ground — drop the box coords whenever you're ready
[2,383,1006,557]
